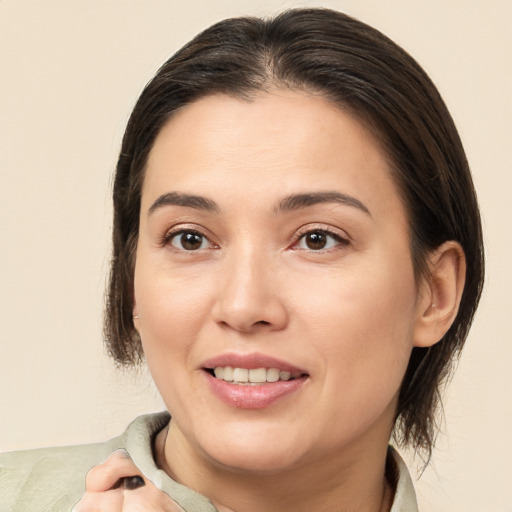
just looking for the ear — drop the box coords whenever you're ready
[413,241,466,348]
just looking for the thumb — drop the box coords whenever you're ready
[85,449,145,492]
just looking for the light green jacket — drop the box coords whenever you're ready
[0,412,419,511]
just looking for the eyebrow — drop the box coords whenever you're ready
[148,192,220,215]
[147,190,370,217]
[274,191,371,216]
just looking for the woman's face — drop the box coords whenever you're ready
[134,90,425,472]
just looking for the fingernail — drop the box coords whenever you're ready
[122,475,146,490]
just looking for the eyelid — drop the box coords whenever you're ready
[161,223,218,249]
[291,224,351,250]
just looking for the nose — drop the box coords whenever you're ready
[211,247,289,334]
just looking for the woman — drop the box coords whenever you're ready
[0,8,483,512]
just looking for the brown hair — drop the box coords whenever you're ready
[104,8,484,458]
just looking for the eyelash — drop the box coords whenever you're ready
[162,228,217,251]
[162,226,350,252]
[292,227,350,252]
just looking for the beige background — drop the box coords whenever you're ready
[1,1,511,510]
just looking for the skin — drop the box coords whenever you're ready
[89,89,463,512]
[72,450,185,512]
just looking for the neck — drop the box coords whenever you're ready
[155,423,394,512]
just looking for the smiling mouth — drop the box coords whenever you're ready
[205,367,308,385]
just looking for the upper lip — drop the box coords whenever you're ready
[201,352,308,375]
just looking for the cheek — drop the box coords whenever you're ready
[135,258,212,334]
[134,288,200,421]
[297,256,418,412]
[133,268,211,389]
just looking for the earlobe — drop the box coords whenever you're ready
[413,241,466,348]
[133,302,140,326]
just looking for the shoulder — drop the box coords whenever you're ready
[0,441,114,511]
[388,446,419,512]
[0,412,170,512]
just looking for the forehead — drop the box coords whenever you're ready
[143,90,405,223]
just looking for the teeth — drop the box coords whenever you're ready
[249,368,267,383]
[267,368,280,382]
[233,368,249,382]
[212,367,297,384]
[223,366,234,382]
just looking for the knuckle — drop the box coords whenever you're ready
[85,449,140,491]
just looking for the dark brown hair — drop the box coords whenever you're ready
[104,8,484,458]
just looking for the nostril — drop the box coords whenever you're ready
[257,320,271,326]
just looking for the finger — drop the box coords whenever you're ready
[71,488,123,511]
[85,449,144,492]
[119,475,146,490]
[75,474,186,512]
[118,475,187,512]
[121,488,187,512]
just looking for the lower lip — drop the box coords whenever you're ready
[205,372,307,409]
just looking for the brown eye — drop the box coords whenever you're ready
[170,231,209,251]
[296,229,348,251]
[305,232,327,250]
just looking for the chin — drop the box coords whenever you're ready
[198,427,306,475]
[210,449,299,475]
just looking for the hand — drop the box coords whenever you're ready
[72,449,185,511]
